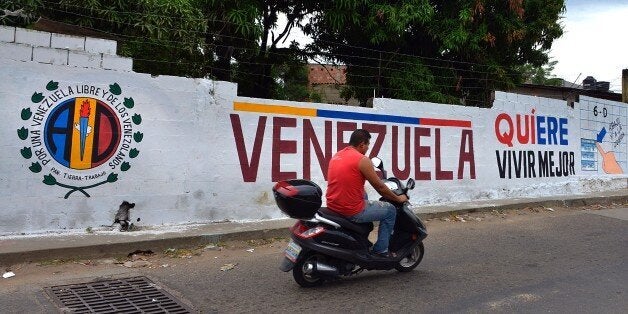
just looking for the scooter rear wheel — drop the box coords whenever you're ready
[293,252,324,287]
[395,242,424,272]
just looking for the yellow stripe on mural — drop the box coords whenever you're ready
[234,101,317,117]
[70,98,97,170]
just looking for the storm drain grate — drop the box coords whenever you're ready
[44,276,191,313]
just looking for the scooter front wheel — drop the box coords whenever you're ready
[293,252,324,287]
[395,242,424,272]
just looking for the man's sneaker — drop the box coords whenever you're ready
[373,250,397,258]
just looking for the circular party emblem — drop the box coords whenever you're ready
[18,81,143,198]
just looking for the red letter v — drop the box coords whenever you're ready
[230,114,267,182]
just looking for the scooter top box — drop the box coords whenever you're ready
[273,179,322,219]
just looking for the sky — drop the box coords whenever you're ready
[549,0,628,91]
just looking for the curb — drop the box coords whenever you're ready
[0,228,291,268]
[418,194,628,220]
[2,194,627,267]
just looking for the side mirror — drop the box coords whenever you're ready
[406,178,415,190]
[371,157,384,170]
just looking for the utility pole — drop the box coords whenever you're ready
[622,69,627,103]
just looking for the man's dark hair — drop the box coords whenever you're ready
[349,129,371,146]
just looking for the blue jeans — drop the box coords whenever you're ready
[350,200,396,253]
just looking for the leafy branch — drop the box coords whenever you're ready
[43,173,119,199]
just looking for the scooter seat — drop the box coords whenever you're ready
[318,207,374,235]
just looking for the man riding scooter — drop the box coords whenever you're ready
[326,129,408,257]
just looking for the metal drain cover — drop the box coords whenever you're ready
[45,276,191,313]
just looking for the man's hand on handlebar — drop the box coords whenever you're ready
[396,194,409,204]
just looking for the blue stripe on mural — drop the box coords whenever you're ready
[317,109,419,124]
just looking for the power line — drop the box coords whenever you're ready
[38,8,520,90]
[39,2,529,78]
[27,8,505,104]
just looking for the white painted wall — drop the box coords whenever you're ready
[229,94,627,214]
[1,27,626,235]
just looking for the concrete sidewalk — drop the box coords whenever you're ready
[1,189,627,267]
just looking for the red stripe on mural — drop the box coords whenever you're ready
[98,113,113,156]
[420,118,471,128]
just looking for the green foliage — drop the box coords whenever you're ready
[43,174,57,185]
[120,162,130,171]
[21,108,32,120]
[274,61,310,102]
[132,114,142,125]
[31,92,43,103]
[271,43,310,101]
[108,83,121,95]
[133,132,143,143]
[204,1,314,99]
[516,60,563,86]
[308,0,566,107]
[5,0,566,106]
[106,173,118,183]
[309,91,323,103]
[123,97,134,109]
[17,127,28,140]
[46,80,59,91]
[26,0,209,77]
[129,148,140,158]
[20,147,32,158]
[0,0,41,26]
[387,59,456,104]
[29,162,42,173]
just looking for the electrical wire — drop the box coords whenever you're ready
[28,5,514,104]
[38,9,515,95]
[39,2,531,78]
[35,13,503,91]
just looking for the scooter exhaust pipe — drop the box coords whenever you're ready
[312,261,339,276]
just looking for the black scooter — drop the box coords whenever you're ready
[273,157,428,287]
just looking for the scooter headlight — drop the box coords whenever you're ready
[384,181,398,190]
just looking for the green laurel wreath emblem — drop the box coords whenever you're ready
[18,81,143,199]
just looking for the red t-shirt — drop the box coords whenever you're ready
[326,147,366,216]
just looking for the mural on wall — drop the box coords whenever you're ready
[17,81,143,198]
[579,97,626,174]
[4,24,628,235]
[493,108,576,179]
[229,101,476,183]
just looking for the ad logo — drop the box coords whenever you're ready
[18,81,143,198]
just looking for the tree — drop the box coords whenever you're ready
[305,0,565,107]
[5,0,312,99]
[517,60,563,86]
[3,1,566,107]
[1,0,41,26]
[204,0,314,98]
[19,0,210,77]
[272,43,312,101]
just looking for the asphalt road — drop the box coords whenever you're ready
[2,205,626,313]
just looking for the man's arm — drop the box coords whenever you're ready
[359,157,408,203]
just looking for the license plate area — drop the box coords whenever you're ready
[284,240,301,263]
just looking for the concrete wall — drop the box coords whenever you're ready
[1,27,626,235]
[0,26,128,71]
[230,94,626,209]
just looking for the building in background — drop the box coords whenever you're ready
[307,64,359,106]
[510,75,623,107]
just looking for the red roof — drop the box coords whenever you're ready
[308,64,347,85]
